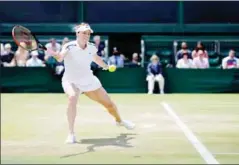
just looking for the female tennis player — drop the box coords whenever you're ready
[46,23,135,143]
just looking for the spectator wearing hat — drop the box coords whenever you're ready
[146,54,165,94]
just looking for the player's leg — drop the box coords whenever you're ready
[62,81,80,143]
[84,87,135,130]
[146,75,155,94]
[155,74,165,94]
[84,87,121,122]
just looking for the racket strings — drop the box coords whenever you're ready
[13,26,37,50]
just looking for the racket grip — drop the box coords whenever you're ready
[42,45,47,50]
[39,44,47,50]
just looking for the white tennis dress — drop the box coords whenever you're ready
[61,40,102,93]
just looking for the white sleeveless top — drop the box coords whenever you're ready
[61,41,97,84]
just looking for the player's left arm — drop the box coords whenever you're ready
[93,54,109,70]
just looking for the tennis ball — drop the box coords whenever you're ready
[109,65,116,72]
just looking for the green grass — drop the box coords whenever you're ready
[1,94,239,164]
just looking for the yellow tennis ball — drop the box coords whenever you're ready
[109,65,116,72]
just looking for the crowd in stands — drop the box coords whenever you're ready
[0,35,142,74]
[175,41,239,69]
[1,37,239,95]
[2,37,238,70]
[146,41,239,94]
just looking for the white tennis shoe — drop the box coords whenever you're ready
[65,134,77,144]
[117,120,135,130]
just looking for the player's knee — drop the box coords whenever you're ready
[68,95,78,104]
[104,101,115,109]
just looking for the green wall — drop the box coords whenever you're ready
[164,69,239,93]
[1,67,239,93]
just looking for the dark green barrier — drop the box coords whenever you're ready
[1,67,239,93]
[95,67,147,93]
[0,67,147,93]
[1,67,63,93]
[164,68,239,93]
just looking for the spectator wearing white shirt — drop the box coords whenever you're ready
[146,55,165,94]
[26,50,45,67]
[44,38,61,61]
[193,50,209,69]
[1,43,15,67]
[222,49,239,69]
[1,43,5,67]
[176,53,194,68]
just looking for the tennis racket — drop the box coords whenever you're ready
[12,25,47,51]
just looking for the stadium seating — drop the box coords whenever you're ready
[142,35,239,68]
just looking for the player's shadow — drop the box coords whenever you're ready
[60,133,137,158]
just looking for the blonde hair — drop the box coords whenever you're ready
[150,54,159,62]
[4,43,11,49]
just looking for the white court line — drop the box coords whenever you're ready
[161,102,219,164]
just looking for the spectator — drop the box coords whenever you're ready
[101,51,108,62]
[128,52,141,67]
[1,43,4,55]
[176,42,192,61]
[192,50,209,69]
[146,55,165,94]
[222,49,239,69]
[26,50,45,67]
[13,42,29,67]
[45,38,61,61]
[1,43,15,66]
[108,47,124,68]
[62,37,70,47]
[192,41,208,59]
[46,38,61,52]
[176,52,194,68]
[91,35,106,69]
[121,53,129,63]
[93,35,105,57]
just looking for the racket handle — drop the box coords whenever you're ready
[39,44,47,50]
